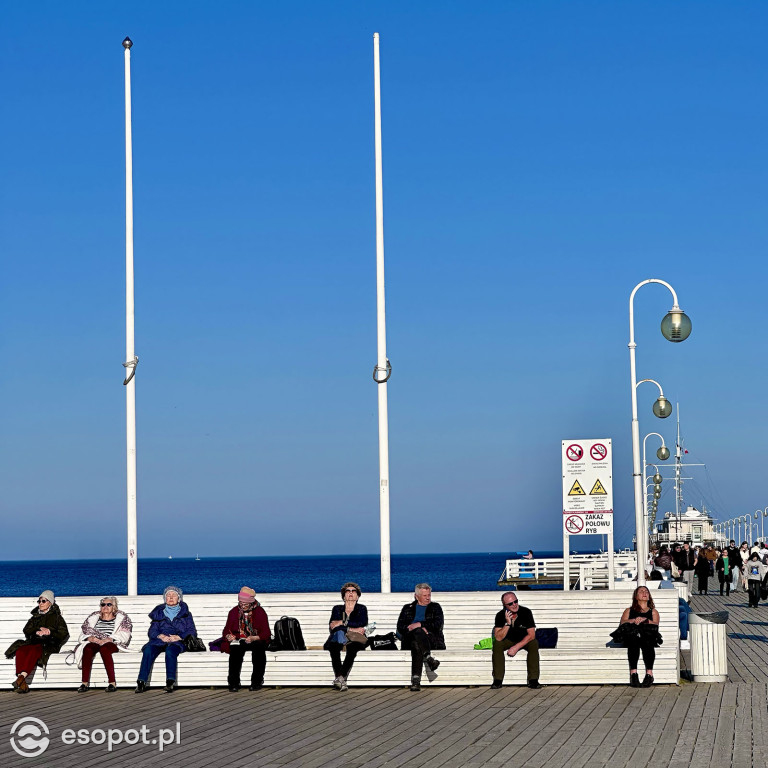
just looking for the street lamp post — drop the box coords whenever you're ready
[629,279,691,586]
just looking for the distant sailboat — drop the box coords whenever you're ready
[168,556,172,560]
[195,554,200,561]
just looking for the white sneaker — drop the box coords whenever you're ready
[339,677,348,691]
[333,676,343,689]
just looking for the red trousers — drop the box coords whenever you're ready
[82,642,119,682]
[15,644,43,674]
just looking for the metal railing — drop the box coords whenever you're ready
[501,554,637,587]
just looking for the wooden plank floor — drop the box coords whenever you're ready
[0,591,764,767]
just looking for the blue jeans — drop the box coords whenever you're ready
[138,643,183,683]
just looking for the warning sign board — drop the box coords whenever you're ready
[562,439,613,535]
[565,515,584,534]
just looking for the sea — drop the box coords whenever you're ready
[0,551,578,597]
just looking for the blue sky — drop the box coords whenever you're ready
[1,1,767,560]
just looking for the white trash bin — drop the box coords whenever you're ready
[688,611,728,682]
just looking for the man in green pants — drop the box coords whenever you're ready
[490,592,542,689]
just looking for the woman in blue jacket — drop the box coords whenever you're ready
[135,586,196,693]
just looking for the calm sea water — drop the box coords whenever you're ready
[0,551,575,597]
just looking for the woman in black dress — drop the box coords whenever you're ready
[694,551,711,595]
[619,586,660,688]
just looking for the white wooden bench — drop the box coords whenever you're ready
[0,590,680,688]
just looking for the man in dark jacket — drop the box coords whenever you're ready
[674,541,695,595]
[490,592,541,690]
[727,541,742,592]
[396,583,445,691]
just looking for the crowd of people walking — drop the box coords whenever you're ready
[650,540,768,605]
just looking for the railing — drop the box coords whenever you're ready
[500,554,637,589]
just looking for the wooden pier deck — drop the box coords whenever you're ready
[0,592,765,768]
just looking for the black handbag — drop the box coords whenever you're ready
[367,632,399,650]
[184,634,206,652]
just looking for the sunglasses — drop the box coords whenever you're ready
[37,599,49,604]
[100,602,113,607]
[504,600,518,606]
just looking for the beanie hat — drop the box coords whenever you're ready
[238,586,256,603]
[38,590,55,605]
[163,585,183,602]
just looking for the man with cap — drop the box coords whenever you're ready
[220,587,271,691]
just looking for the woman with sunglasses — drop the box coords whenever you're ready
[324,582,369,691]
[5,590,69,694]
[74,596,133,692]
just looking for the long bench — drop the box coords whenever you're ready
[0,590,680,688]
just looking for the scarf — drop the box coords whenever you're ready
[723,556,729,576]
[163,603,182,621]
[239,607,254,638]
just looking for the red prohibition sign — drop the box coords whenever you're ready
[566,444,583,462]
[590,443,608,461]
[565,515,584,533]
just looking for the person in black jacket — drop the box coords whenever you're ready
[490,592,541,690]
[396,583,445,692]
[674,541,695,595]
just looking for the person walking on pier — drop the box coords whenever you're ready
[324,582,368,691]
[716,551,732,597]
[674,542,695,595]
[726,541,741,592]
[74,596,133,692]
[135,585,197,693]
[745,553,767,608]
[396,583,444,692]
[694,550,711,595]
[490,592,541,690]
[620,586,660,688]
[219,587,271,692]
[5,590,69,694]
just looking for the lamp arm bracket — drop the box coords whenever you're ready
[372,359,392,384]
[123,355,139,386]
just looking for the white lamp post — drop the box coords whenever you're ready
[629,280,691,586]
[123,37,139,597]
[372,33,391,593]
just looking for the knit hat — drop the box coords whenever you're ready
[163,585,183,602]
[238,586,256,603]
[38,590,55,605]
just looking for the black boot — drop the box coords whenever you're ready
[409,676,421,691]
[629,672,640,688]
[165,679,176,693]
[490,679,503,689]
[134,680,147,693]
[527,679,543,689]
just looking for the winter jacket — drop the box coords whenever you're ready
[218,604,271,654]
[745,560,768,581]
[674,549,695,572]
[4,603,70,669]
[396,601,446,650]
[144,602,196,650]
[654,553,672,571]
[73,610,134,669]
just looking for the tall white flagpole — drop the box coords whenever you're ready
[123,37,138,596]
[373,33,391,593]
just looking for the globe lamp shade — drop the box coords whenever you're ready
[653,396,673,419]
[661,309,692,342]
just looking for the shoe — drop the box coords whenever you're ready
[105,684,117,693]
[333,675,343,690]
[339,677,349,692]
[248,681,263,691]
[425,655,440,672]
[77,684,89,693]
[11,674,25,691]
[17,679,29,694]
[134,681,147,693]
[409,676,421,692]
[165,679,176,693]
[641,674,654,688]
[228,685,240,692]
[630,673,640,688]
[490,680,503,689]
[527,680,543,689]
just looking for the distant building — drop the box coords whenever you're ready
[651,505,716,547]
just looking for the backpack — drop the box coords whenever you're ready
[268,616,306,651]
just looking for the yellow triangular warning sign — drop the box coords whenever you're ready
[590,479,607,495]
[568,480,586,496]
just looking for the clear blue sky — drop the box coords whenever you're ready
[1,1,767,560]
